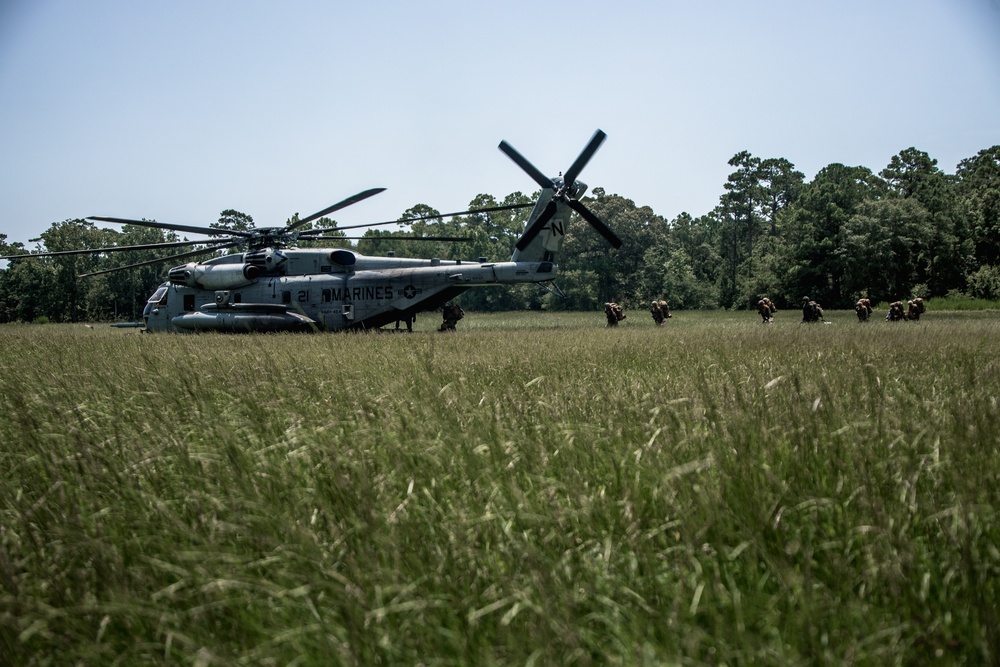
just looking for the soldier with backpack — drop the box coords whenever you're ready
[855,298,873,322]
[886,301,906,322]
[605,302,626,327]
[801,296,824,323]
[650,299,672,325]
[757,297,776,323]
[439,303,465,331]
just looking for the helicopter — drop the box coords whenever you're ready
[1,130,622,332]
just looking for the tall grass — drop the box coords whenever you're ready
[924,295,1000,311]
[1,310,999,665]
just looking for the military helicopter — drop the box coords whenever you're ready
[2,130,622,332]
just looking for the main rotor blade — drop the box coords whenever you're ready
[88,216,247,238]
[77,241,240,277]
[307,202,534,234]
[567,199,622,249]
[289,187,386,230]
[310,235,471,242]
[498,140,555,191]
[562,129,606,186]
[514,200,557,251]
[1,239,216,261]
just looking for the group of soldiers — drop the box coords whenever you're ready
[750,295,925,324]
[885,297,925,322]
[604,299,674,327]
[442,294,927,331]
[392,302,465,332]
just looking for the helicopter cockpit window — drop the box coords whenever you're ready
[148,285,169,306]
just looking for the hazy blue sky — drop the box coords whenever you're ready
[2,0,999,247]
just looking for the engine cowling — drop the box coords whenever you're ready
[245,248,288,271]
[168,262,261,289]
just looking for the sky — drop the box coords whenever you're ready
[1,0,999,248]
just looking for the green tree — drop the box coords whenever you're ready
[880,148,970,296]
[357,204,447,259]
[966,264,1000,299]
[571,188,670,307]
[0,233,25,257]
[717,153,804,308]
[464,192,532,262]
[669,212,722,288]
[758,157,805,235]
[840,198,932,302]
[540,268,602,311]
[292,215,349,249]
[212,209,255,232]
[657,247,719,309]
[778,164,884,308]
[956,146,1000,267]
[0,255,54,323]
[98,224,181,320]
[36,220,112,322]
[718,151,763,307]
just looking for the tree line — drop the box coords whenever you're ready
[2,144,998,323]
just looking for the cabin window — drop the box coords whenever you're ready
[282,291,291,304]
[322,288,332,303]
[233,292,242,303]
[148,285,169,305]
[183,294,195,311]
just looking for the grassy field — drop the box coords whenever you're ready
[1,308,999,665]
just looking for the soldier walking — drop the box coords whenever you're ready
[650,299,672,325]
[439,303,465,331]
[605,302,626,327]
[757,297,776,323]
[801,296,824,323]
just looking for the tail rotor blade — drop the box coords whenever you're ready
[499,140,554,191]
[514,200,557,251]
[567,199,622,249]
[562,129,606,186]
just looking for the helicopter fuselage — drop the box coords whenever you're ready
[141,248,557,332]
